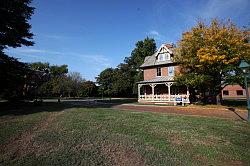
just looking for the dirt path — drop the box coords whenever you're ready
[112,104,247,120]
[0,111,65,160]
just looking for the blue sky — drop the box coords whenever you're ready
[6,0,250,81]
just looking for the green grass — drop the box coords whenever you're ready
[0,103,249,165]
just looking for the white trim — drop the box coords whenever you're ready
[154,44,173,58]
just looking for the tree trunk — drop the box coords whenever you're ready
[216,92,222,105]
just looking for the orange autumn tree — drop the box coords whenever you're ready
[175,19,250,104]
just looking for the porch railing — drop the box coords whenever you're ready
[139,94,190,103]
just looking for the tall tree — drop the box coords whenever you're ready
[175,19,250,104]
[0,0,35,52]
[96,68,115,97]
[0,0,35,100]
[125,37,156,69]
[0,54,30,99]
[125,37,156,94]
[96,38,156,97]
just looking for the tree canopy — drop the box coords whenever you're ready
[0,0,35,100]
[0,0,35,53]
[175,19,250,103]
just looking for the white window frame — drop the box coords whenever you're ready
[168,66,174,76]
[158,54,165,62]
[165,53,170,60]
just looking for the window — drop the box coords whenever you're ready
[168,67,174,76]
[158,54,165,61]
[158,53,171,61]
[223,90,229,95]
[165,53,170,60]
[236,90,243,96]
[156,68,161,76]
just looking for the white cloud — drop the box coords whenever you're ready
[9,48,63,55]
[200,0,249,19]
[147,30,165,41]
[149,30,160,36]
[6,48,112,69]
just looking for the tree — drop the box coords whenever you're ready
[82,81,98,97]
[50,65,68,77]
[125,37,156,95]
[96,37,157,97]
[68,72,84,97]
[125,37,156,69]
[0,0,34,100]
[96,68,115,97]
[175,19,250,104]
[0,53,30,100]
[28,62,69,99]
[0,0,35,52]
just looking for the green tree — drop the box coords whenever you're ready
[0,0,35,100]
[68,72,85,97]
[50,65,68,77]
[125,37,156,69]
[96,37,156,97]
[175,19,250,104]
[96,68,115,97]
[125,37,156,95]
[29,62,50,73]
[0,0,35,52]
[0,54,30,99]
[28,62,69,99]
[82,81,98,97]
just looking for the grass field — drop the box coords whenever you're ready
[0,102,249,165]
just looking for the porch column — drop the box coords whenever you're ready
[186,86,190,103]
[138,84,142,101]
[165,83,173,101]
[168,85,171,101]
[150,84,156,101]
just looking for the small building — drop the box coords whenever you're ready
[222,85,250,100]
[137,44,190,105]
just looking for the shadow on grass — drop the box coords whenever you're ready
[0,98,247,121]
[227,107,247,121]
[0,98,137,117]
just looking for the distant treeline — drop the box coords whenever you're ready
[0,57,98,100]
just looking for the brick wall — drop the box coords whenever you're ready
[143,67,169,80]
[143,66,181,80]
[222,85,250,99]
[144,68,156,80]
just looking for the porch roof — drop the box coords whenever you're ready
[138,76,174,84]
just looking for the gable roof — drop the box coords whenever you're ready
[140,43,175,68]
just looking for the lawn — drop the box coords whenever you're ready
[0,102,249,165]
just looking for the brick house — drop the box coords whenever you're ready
[137,44,190,105]
[138,43,249,104]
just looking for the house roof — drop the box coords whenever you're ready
[140,43,175,68]
[137,76,174,84]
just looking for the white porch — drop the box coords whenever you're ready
[138,82,190,105]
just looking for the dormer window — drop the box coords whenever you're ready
[165,53,170,60]
[158,53,170,62]
[158,54,165,61]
